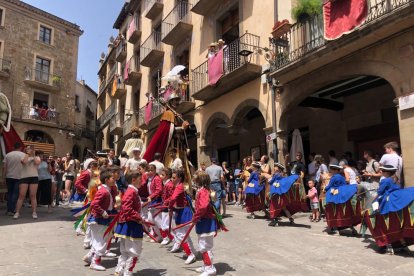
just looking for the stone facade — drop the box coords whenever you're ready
[0,0,83,156]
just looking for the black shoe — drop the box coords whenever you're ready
[268,219,278,227]
[289,218,294,225]
[369,211,379,218]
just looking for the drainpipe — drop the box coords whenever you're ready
[269,78,280,163]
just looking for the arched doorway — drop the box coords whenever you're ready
[205,107,266,165]
[23,130,55,155]
[281,75,400,162]
[72,144,81,160]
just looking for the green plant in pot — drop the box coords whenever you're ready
[292,0,322,23]
[52,76,61,86]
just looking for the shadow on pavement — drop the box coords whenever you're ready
[215,262,237,275]
[136,268,168,275]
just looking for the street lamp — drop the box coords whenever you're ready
[238,49,253,64]
[267,76,282,163]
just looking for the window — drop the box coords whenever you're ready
[75,95,80,112]
[33,91,49,108]
[35,57,50,83]
[39,25,52,44]
[0,8,4,27]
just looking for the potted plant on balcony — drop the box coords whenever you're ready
[271,19,291,38]
[52,76,61,86]
[292,0,322,23]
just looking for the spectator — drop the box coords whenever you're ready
[206,157,224,213]
[340,160,358,185]
[150,152,165,175]
[234,163,242,206]
[286,152,306,176]
[360,149,381,209]
[107,148,115,165]
[37,152,53,213]
[379,141,403,184]
[206,42,217,59]
[49,155,58,207]
[61,152,75,205]
[125,148,146,175]
[14,145,41,219]
[315,155,329,185]
[306,179,320,222]
[119,151,128,170]
[222,161,234,205]
[260,155,272,179]
[4,142,25,215]
[168,148,183,171]
[328,150,338,165]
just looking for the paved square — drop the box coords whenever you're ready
[1,204,414,276]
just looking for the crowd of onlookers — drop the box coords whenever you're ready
[197,141,404,221]
[3,140,403,221]
[29,104,57,121]
[4,142,82,219]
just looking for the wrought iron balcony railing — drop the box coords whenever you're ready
[191,32,260,96]
[161,1,193,45]
[97,102,116,129]
[140,31,164,67]
[21,106,60,124]
[24,68,61,89]
[270,0,413,72]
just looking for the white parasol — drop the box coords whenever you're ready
[289,129,304,162]
[162,65,186,81]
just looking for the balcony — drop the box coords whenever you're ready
[109,114,123,135]
[0,58,11,78]
[24,68,61,92]
[124,55,142,86]
[269,0,414,81]
[161,1,193,46]
[144,0,163,20]
[21,106,60,126]
[138,101,164,130]
[127,15,141,44]
[111,77,127,99]
[115,39,127,62]
[108,64,117,83]
[191,33,261,102]
[97,102,116,130]
[191,0,220,16]
[98,78,107,95]
[140,31,164,67]
[123,113,138,136]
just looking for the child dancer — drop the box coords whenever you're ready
[306,179,320,222]
[160,168,175,245]
[165,169,196,264]
[83,170,115,271]
[114,171,144,276]
[147,164,164,242]
[192,172,218,276]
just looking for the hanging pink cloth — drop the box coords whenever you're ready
[208,49,223,86]
[124,60,130,81]
[323,0,368,40]
[145,101,153,125]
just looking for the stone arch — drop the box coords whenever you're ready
[230,99,269,127]
[202,112,231,140]
[279,59,405,130]
[24,129,54,144]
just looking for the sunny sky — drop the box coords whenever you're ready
[23,0,125,92]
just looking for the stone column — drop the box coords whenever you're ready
[398,106,414,187]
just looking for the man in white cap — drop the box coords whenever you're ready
[124,147,147,175]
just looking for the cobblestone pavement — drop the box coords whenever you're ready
[1,203,414,276]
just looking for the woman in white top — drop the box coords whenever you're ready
[61,152,75,204]
[14,145,41,219]
[340,160,358,185]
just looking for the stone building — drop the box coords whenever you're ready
[97,0,413,183]
[73,80,97,160]
[0,0,83,156]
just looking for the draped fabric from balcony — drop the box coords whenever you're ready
[208,48,223,86]
[3,125,24,153]
[127,17,136,40]
[124,60,130,81]
[145,101,153,125]
[323,0,368,40]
